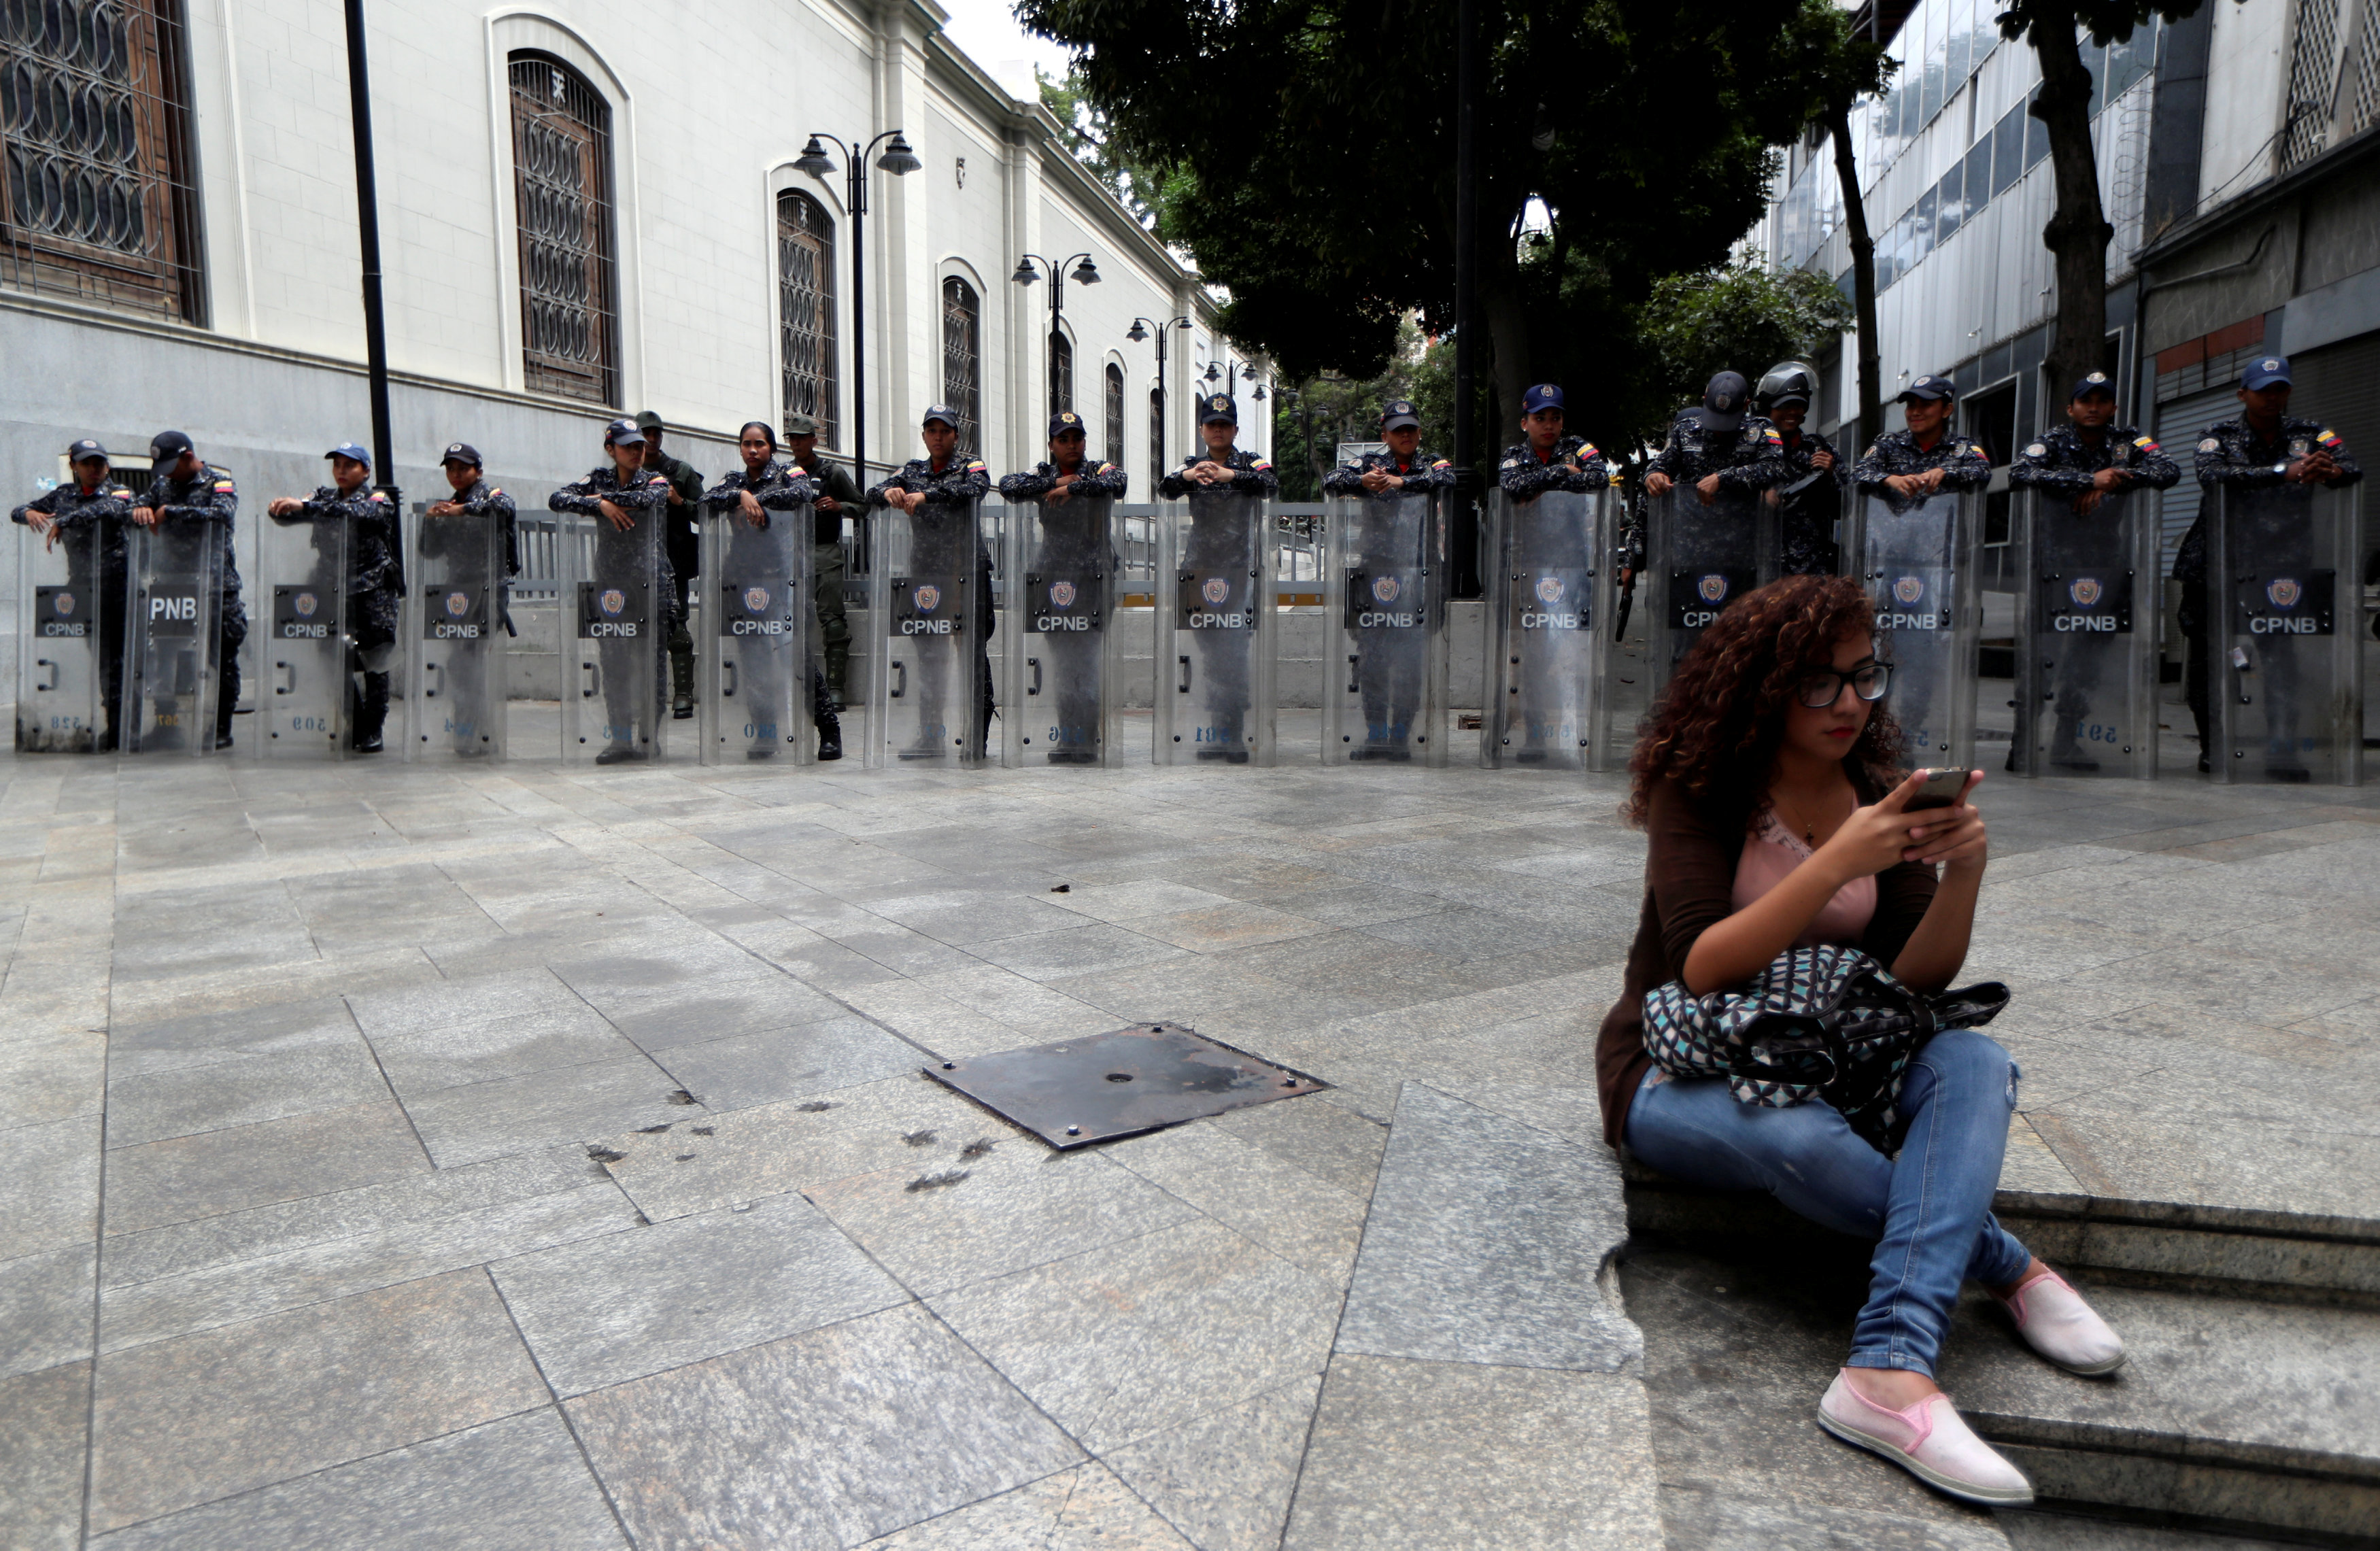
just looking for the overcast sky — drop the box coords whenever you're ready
[936,0,1076,99]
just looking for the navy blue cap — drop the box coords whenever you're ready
[149,430,192,460]
[1381,400,1420,432]
[604,417,645,445]
[67,439,108,462]
[2242,355,2292,391]
[1048,410,1087,438]
[1522,384,1565,415]
[441,441,482,467]
[1199,393,1238,426]
[326,442,371,468]
[1697,371,1752,431]
[2069,371,2117,401]
[921,404,960,429]
[1899,374,1956,403]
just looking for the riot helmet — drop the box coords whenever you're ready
[1757,361,1819,412]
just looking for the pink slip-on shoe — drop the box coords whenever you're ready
[1992,1266,2126,1376]
[1816,1371,2035,1507]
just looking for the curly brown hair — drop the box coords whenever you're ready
[1625,573,1906,828]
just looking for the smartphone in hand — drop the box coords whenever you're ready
[1904,767,1969,812]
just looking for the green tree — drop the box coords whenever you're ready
[1627,257,1854,451]
[1015,0,1877,459]
[1035,67,1183,234]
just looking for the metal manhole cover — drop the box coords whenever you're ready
[924,1022,1325,1149]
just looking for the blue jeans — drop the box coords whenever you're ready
[1625,1028,2031,1376]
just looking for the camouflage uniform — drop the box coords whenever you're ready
[1644,413,1788,492]
[1000,458,1129,763]
[643,445,706,713]
[871,453,996,757]
[1322,448,1455,496]
[13,475,136,749]
[1495,436,1608,498]
[139,460,247,742]
[1852,429,1994,501]
[274,484,405,646]
[1159,446,1276,758]
[1157,447,1278,498]
[702,458,823,750]
[549,464,675,757]
[418,479,522,607]
[2010,422,2181,498]
[1775,427,1845,576]
[1324,449,1448,755]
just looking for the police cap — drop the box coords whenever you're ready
[67,439,109,464]
[441,442,482,468]
[326,441,372,468]
[149,429,194,461]
[1696,371,1752,432]
[2070,371,2116,403]
[1049,410,1087,439]
[2242,356,2292,391]
[921,404,960,430]
[604,417,645,446]
[1199,394,1238,426]
[1898,375,1956,403]
[1380,400,1420,432]
[1521,384,1564,415]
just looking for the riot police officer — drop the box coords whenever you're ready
[2177,356,2363,774]
[267,443,404,752]
[1323,400,1453,500]
[131,430,248,749]
[1159,393,1278,761]
[1756,361,1844,575]
[1496,384,1609,498]
[1325,400,1450,758]
[635,411,706,721]
[549,419,675,764]
[1644,371,1788,504]
[419,442,519,756]
[871,405,995,760]
[1852,377,1994,498]
[1000,410,1129,764]
[703,422,836,760]
[12,439,134,749]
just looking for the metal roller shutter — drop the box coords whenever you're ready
[2152,388,2238,575]
[2287,332,2380,564]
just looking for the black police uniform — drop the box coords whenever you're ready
[1775,426,1845,576]
[1158,411,1278,760]
[272,480,404,749]
[1000,442,1129,763]
[2178,416,2363,769]
[1496,436,1609,498]
[12,468,134,749]
[548,462,675,760]
[1645,413,1789,494]
[870,449,995,758]
[137,458,248,745]
[415,470,517,754]
[1852,428,1994,497]
[1324,438,1450,755]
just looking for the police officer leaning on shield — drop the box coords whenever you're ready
[1852,375,1994,502]
[1159,393,1280,500]
[1000,410,1129,764]
[549,418,676,764]
[1322,400,1454,499]
[870,404,996,760]
[1644,371,1788,505]
[132,430,250,750]
[12,439,137,750]
[1497,383,1609,500]
[268,442,405,753]
[2174,355,2363,775]
[703,422,840,760]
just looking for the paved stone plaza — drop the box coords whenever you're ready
[3,720,2377,1549]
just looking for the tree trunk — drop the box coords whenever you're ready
[1826,100,1883,450]
[2030,10,2115,408]
[1480,270,1533,461]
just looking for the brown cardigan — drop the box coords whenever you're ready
[1595,775,1940,1148]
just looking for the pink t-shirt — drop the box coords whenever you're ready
[1731,811,1875,947]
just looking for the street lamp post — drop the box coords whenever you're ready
[1127,315,1192,469]
[1200,355,1263,454]
[793,129,922,485]
[1010,252,1101,422]
[339,0,395,506]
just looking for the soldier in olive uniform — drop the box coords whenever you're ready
[131,430,248,749]
[871,405,995,759]
[12,439,134,749]
[549,420,675,764]
[2177,356,2363,776]
[634,411,706,721]
[1158,394,1278,761]
[1000,410,1129,763]
[785,412,864,713]
[267,442,405,752]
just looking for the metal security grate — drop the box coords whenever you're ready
[1148,388,1164,475]
[777,188,838,449]
[925,1023,1324,1149]
[509,52,617,405]
[1105,362,1125,465]
[0,0,204,322]
[1049,328,1072,420]
[941,275,982,453]
[2350,1,2380,136]
[2283,0,2344,167]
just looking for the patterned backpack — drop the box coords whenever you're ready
[1642,944,2009,1149]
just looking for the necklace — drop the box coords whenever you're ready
[1773,788,1835,847]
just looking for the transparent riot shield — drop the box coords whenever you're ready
[16,517,118,751]
[1155,492,1276,765]
[1002,492,1124,768]
[868,499,990,766]
[561,506,666,764]
[1843,490,1983,767]
[122,520,224,755]
[252,511,349,758]
[1645,484,1779,699]
[1321,492,1446,765]
[700,494,813,766]
[2011,488,2158,779]
[2210,482,2363,785]
[1483,490,1617,770]
[408,504,509,762]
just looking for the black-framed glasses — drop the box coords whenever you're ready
[1795,660,1891,709]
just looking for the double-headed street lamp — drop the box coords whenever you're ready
[1010,252,1102,422]
[793,129,921,483]
[1127,314,1192,469]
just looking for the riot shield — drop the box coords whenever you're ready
[1843,490,1982,768]
[561,505,666,764]
[1482,490,1617,770]
[867,499,990,766]
[16,516,118,751]
[1002,492,1123,768]
[1155,492,1276,765]
[252,511,349,758]
[122,520,224,755]
[1319,492,1446,765]
[2210,482,2363,785]
[408,504,509,762]
[1645,484,1778,698]
[2011,488,2158,779]
[700,494,812,765]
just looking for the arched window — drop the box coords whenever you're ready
[1049,329,1073,420]
[1148,388,1166,475]
[777,189,838,447]
[509,52,617,405]
[0,0,204,322]
[940,276,981,451]
[1104,364,1125,464]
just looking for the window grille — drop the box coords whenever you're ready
[777,188,838,448]
[2282,0,2345,167]
[509,52,617,405]
[0,0,204,322]
[1148,388,1165,475]
[941,275,982,451]
[1104,363,1125,464]
[1049,328,1072,420]
[2349,0,2380,137]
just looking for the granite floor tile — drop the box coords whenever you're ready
[0,1027,105,1131]
[566,1302,1082,1551]
[928,1216,1343,1454]
[491,1193,908,1395]
[399,1053,699,1167]
[1102,1374,1322,1551]
[594,974,855,1050]
[100,1098,429,1238]
[963,921,1189,982]
[4,1113,100,1259]
[0,1359,89,1551]
[1281,1355,1661,1550]
[1209,1091,1390,1199]
[857,1462,1195,1550]
[103,1036,390,1150]
[649,1018,923,1113]
[86,1408,626,1551]
[1,1243,96,1379]
[88,1269,549,1533]
[1657,1488,2014,1550]
[1106,1119,1370,1281]
[367,1008,643,1099]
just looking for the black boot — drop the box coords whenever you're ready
[352,671,389,753]
[822,641,849,715]
[814,707,843,761]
